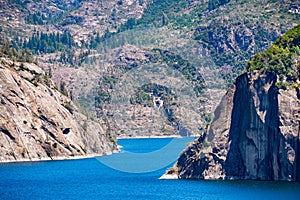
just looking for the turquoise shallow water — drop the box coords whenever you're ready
[0,138,300,200]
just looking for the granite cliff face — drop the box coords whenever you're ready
[164,71,300,181]
[0,58,117,162]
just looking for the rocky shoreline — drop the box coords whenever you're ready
[163,71,300,181]
[0,58,117,163]
[0,151,122,164]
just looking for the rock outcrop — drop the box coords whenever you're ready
[0,58,117,162]
[165,71,300,181]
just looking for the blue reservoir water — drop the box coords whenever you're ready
[0,138,300,200]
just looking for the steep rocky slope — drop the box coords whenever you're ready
[1,0,299,138]
[167,72,300,181]
[163,25,300,181]
[0,58,117,162]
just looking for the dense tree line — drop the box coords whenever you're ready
[208,0,230,11]
[0,38,34,63]
[22,31,74,54]
[25,12,46,25]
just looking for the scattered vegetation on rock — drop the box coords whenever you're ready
[247,24,300,89]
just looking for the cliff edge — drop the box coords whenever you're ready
[0,58,117,162]
[164,71,299,181]
[163,25,300,181]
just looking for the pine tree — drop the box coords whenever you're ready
[208,0,217,11]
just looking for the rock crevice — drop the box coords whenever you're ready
[167,71,300,181]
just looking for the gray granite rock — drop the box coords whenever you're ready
[166,71,300,181]
[0,58,117,162]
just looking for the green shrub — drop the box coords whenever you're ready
[247,24,300,89]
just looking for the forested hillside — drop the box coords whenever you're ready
[0,0,299,137]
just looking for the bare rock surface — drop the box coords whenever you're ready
[165,71,300,181]
[0,58,117,162]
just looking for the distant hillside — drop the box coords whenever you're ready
[0,0,299,137]
[117,0,299,85]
